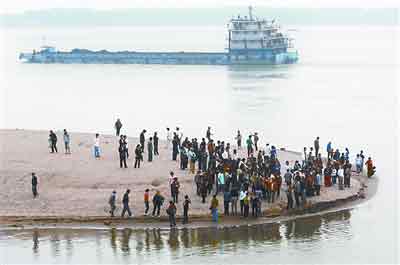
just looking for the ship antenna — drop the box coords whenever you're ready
[248,6,253,20]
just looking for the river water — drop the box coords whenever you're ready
[0,24,398,263]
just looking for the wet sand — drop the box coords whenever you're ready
[0,129,374,228]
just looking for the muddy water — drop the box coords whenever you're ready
[1,23,398,263]
[2,210,358,264]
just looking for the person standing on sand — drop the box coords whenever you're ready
[94,133,101,158]
[285,184,294,210]
[119,142,128,168]
[327,141,332,160]
[134,144,142,168]
[253,132,259,151]
[235,130,242,149]
[171,177,180,203]
[206,126,212,141]
[166,127,172,149]
[167,201,177,227]
[210,195,219,222]
[246,135,253,157]
[115,118,122,136]
[182,195,191,224]
[172,134,179,161]
[63,129,71,154]
[365,157,376,178]
[49,130,58,153]
[153,132,159,156]
[147,137,153,162]
[152,190,164,217]
[360,151,365,172]
[140,129,146,152]
[109,191,116,217]
[239,189,246,216]
[223,188,231,216]
[144,189,150,216]
[31,172,38,198]
[243,192,250,218]
[121,189,132,217]
[314,136,320,157]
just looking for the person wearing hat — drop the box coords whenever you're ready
[108,191,117,217]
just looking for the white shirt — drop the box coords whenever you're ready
[239,190,246,200]
[94,137,100,147]
[167,131,172,141]
[265,146,271,155]
[337,168,344,177]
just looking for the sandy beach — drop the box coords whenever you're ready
[0,129,370,226]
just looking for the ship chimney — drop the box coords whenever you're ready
[248,6,253,20]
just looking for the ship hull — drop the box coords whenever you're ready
[19,51,298,65]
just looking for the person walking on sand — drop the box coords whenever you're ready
[63,129,71,154]
[94,133,101,158]
[152,190,164,217]
[49,130,58,153]
[167,201,177,227]
[147,137,153,162]
[134,144,142,168]
[31,172,38,198]
[235,130,242,149]
[144,189,150,216]
[206,126,212,141]
[314,136,320,157]
[153,132,159,156]
[140,129,146,152]
[182,195,191,224]
[109,191,116,217]
[121,189,132,217]
[210,195,219,222]
[115,118,122,136]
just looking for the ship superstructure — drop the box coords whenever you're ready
[228,6,297,64]
[19,7,298,65]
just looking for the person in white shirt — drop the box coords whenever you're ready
[94,133,100,158]
[355,154,362,173]
[239,190,246,216]
[265,143,271,157]
[166,127,172,149]
[337,167,345,190]
[232,149,238,161]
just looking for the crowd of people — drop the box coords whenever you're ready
[35,119,376,227]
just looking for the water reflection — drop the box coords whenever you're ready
[3,210,352,263]
[32,229,39,254]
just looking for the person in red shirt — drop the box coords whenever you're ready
[365,157,376,178]
[144,189,150,216]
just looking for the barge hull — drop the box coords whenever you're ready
[19,51,298,65]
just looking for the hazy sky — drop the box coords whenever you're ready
[1,0,399,13]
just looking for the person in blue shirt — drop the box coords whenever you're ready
[327,141,332,159]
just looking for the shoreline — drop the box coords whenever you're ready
[0,128,377,230]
